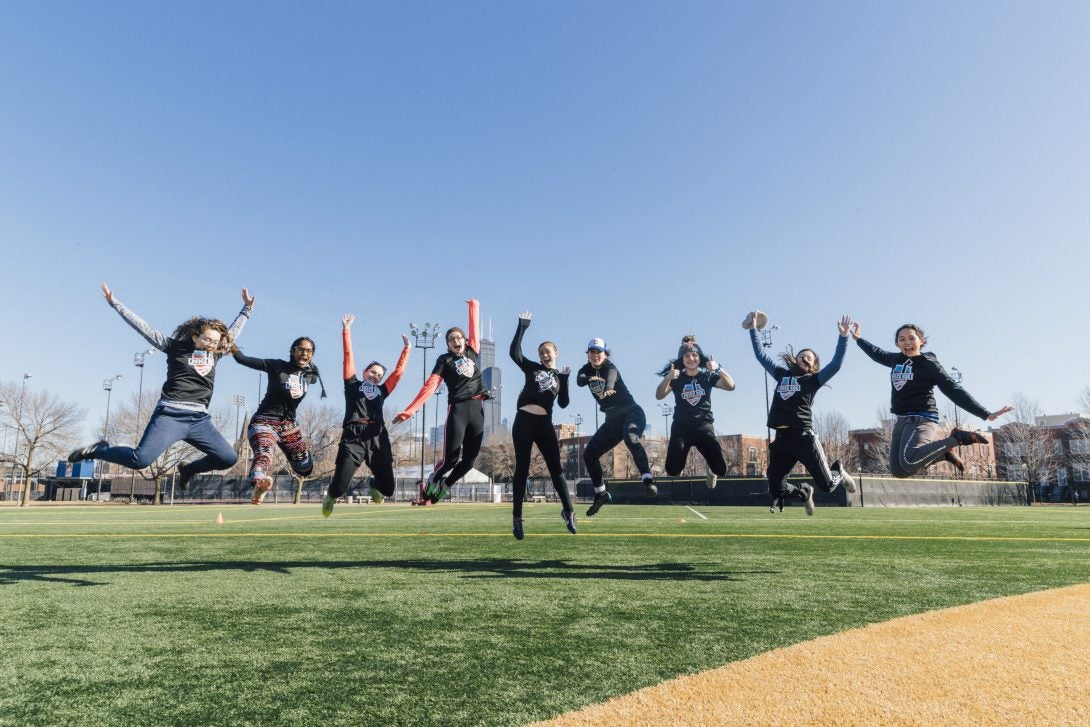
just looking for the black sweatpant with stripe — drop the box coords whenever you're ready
[766,428,842,502]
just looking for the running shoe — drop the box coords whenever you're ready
[370,486,384,504]
[512,517,524,541]
[562,509,577,534]
[644,477,658,497]
[322,493,335,517]
[424,474,445,501]
[705,470,718,490]
[176,464,194,494]
[586,490,611,517]
[951,427,988,446]
[802,483,815,516]
[67,440,107,463]
[251,476,274,505]
[831,461,857,493]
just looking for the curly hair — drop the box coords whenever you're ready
[173,317,236,354]
[778,345,820,376]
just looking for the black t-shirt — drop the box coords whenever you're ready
[233,353,317,420]
[669,369,721,426]
[510,319,569,413]
[341,376,393,429]
[856,338,990,419]
[433,348,486,403]
[577,360,636,414]
[160,338,224,408]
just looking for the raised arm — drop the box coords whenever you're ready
[383,335,412,394]
[227,287,255,341]
[930,359,1004,421]
[101,283,168,351]
[467,298,480,353]
[231,351,268,372]
[748,328,778,378]
[342,314,356,380]
[816,317,852,385]
[509,312,531,370]
[393,373,441,423]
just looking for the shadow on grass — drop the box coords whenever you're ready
[0,558,776,587]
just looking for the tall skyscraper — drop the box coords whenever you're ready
[479,334,503,440]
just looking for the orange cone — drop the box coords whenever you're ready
[216,512,224,525]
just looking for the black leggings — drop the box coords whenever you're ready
[433,399,484,486]
[766,428,841,502]
[665,421,726,476]
[329,424,395,499]
[583,405,650,487]
[512,409,572,518]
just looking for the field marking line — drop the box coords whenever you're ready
[3,532,1090,542]
[684,507,708,520]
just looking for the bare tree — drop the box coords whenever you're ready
[995,393,1062,503]
[814,410,857,472]
[285,403,342,503]
[477,430,515,483]
[0,381,86,506]
[105,391,191,504]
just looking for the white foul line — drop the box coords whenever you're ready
[685,506,708,521]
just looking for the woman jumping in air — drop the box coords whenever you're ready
[655,335,735,490]
[852,321,1012,478]
[69,283,254,493]
[509,311,576,540]
[322,315,411,517]
[744,311,857,516]
[394,298,487,504]
[232,337,327,505]
[577,337,656,517]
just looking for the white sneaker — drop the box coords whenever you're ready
[831,461,856,493]
[802,484,815,516]
[705,470,718,490]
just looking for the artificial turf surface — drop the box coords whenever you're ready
[2,501,1088,726]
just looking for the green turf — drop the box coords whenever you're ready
[1,502,1088,726]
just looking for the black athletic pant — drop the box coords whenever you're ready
[434,398,484,486]
[329,424,395,499]
[512,409,573,518]
[665,420,726,477]
[766,428,840,502]
[583,404,650,487]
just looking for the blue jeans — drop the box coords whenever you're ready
[97,404,238,475]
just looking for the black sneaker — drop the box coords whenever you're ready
[68,440,107,463]
[586,491,612,517]
[512,517,524,540]
[562,509,577,534]
[831,460,857,493]
[951,428,988,446]
[644,477,657,497]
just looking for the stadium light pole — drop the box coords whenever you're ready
[569,413,584,479]
[658,403,672,438]
[96,374,123,501]
[128,349,154,501]
[228,394,247,479]
[408,321,440,487]
[432,383,444,463]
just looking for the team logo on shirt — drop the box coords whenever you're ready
[359,381,381,400]
[454,357,476,377]
[589,377,606,398]
[535,370,557,393]
[891,362,914,391]
[681,381,705,406]
[777,376,801,400]
[188,351,214,377]
[285,373,307,399]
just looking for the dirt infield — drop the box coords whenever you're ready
[536,584,1090,726]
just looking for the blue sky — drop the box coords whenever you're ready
[2,1,1088,441]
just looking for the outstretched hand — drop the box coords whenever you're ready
[849,322,862,340]
[518,310,532,322]
[987,406,1014,421]
[342,314,355,329]
[101,282,114,304]
[241,288,255,307]
[402,334,411,348]
[838,315,854,336]
[393,412,410,424]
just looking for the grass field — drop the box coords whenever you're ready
[2,502,1088,726]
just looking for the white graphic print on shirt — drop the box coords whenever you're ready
[681,381,705,406]
[589,376,606,398]
[891,361,914,391]
[359,381,381,400]
[535,370,557,393]
[188,351,214,377]
[286,372,307,399]
[454,357,476,378]
[777,376,801,400]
